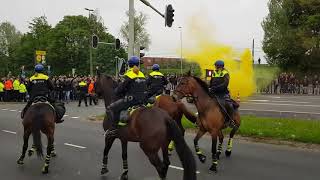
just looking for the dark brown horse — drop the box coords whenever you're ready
[96,74,197,180]
[17,102,57,174]
[173,73,241,173]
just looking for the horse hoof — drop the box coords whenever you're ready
[209,165,217,173]
[198,154,206,163]
[42,166,49,174]
[28,150,34,157]
[225,150,232,157]
[120,173,128,180]
[51,152,57,157]
[217,152,221,160]
[17,159,24,165]
[101,167,109,175]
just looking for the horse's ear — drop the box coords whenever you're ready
[186,70,191,76]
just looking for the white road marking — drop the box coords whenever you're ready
[71,116,79,119]
[270,96,281,99]
[64,143,86,149]
[63,115,69,117]
[248,100,309,104]
[241,108,320,115]
[241,102,320,108]
[169,165,200,174]
[18,110,21,112]
[1,109,8,110]
[9,109,17,112]
[248,100,269,102]
[2,130,17,134]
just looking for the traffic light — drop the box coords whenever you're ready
[140,46,145,64]
[206,69,213,77]
[165,4,174,27]
[92,35,99,49]
[115,38,120,49]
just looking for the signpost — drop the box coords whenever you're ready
[35,50,46,64]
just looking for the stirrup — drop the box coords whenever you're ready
[104,129,118,137]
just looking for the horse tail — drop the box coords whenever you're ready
[178,102,197,124]
[32,110,43,158]
[166,119,197,180]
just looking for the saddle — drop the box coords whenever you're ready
[31,96,65,120]
[118,106,141,126]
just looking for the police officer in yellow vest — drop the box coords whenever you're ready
[13,78,20,101]
[105,56,147,135]
[0,80,4,101]
[19,81,27,102]
[78,79,88,107]
[21,64,65,123]
[146,64,168,97]
[209,60,234,122]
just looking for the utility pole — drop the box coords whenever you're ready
[128,0,135,60]
[85,8,94,76]
[252,38,255,64]
[180,27,183,75]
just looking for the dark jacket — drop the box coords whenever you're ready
[28,73,54,99]
[209,69,230,95]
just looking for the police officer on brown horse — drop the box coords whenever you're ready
[209,60,234,123]
[105,56,147,136]
[146,64,168,98]
[21,64,65,124]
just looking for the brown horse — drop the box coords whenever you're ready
[173,73,241,173]
[17,101,57,174]
[96,74,197,180]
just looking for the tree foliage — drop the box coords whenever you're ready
[0,15,126,76]
[262,0,320,72]
[120,11,151,50]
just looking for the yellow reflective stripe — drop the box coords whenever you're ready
[19,84,27,93]
[0,83,4,92]
[125,68,145,79]
[79,82,86,86]
[30,73,49,81]
[212,70,228,77]
[149,71,164,77]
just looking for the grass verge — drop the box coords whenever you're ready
[182,115,320,144]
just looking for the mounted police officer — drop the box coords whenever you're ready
[209,60,234,122]
[105,56,147,135]
[21,64,65,124]
[146,64,168,98]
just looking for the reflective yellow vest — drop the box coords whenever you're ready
[13,80,20,90]
[212,69,229,78]
[149,71,164,77]
[125,68,145,79]
[30,73,49,81]
[0,82,4,92]
[79,81,87,87]
[19,84,27,93]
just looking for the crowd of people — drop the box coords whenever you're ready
[0,75,99,106]
[262,72,320,95]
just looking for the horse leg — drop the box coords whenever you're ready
[194,130,206,163]
[28,144,36,157]
[209,130,219,173]
[146,152,166,179]
[161,141,171,178]
[17,129,31,165]
[217,130,224,160]
[101,136,116,175]
[42,134,54,174]
[225,112,240,157]
[120,139,129,180]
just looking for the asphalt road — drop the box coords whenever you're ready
[0,102,320,180]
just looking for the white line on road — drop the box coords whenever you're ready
[9,109,17,112]
[241,102,320,108]
[1,109,8,110]
[63,115,69,117]
[2,130,17,134]
[241,108,320,115]
[169,165,200,174]
[64,143,86,149]
[71,116,79,119]
[248,100,310,104]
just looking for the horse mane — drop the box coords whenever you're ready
[191,76,210,94]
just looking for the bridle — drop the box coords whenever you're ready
[173,79,198,103]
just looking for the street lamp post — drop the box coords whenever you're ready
[85,8,94,76]
[179,26,183,75]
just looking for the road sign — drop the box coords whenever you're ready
[35,50,46,64]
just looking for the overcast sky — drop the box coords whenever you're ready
[1,0,269,63]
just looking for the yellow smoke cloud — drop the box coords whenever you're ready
[182,16,256,98]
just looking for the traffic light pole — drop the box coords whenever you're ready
[128,0,135,60]
[140,0,165,18]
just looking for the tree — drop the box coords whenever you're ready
[120,11,151,50]
[0,22,22,76]
[262,0,320,72]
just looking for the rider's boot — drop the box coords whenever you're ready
[21,101,32,119]
[105,109,119,137]
[55,118,64,124]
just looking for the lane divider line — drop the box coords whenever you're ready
[63,115,69,117]
[169,165,200,174]
[1,109,8,110]
[64,143,86,149]
[71,116,79,119]
[9,110,17,112]
[2,130,17,134]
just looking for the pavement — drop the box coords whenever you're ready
[0,100,320,180]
